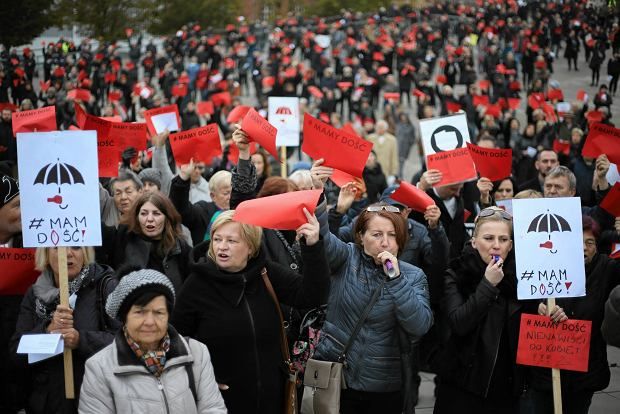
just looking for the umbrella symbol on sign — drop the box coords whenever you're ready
[527,209,572,254]
[33,158,85,210]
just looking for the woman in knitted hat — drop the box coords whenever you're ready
[100,191,192,293]
[79,269,226,413]
[10,246,119,414]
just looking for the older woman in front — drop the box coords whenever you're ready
[171,209,330,414]
[79,269,226,413]
[10,246,118,414]
[310,161,433,414]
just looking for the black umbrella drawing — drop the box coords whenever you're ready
[33,159,85,209]
[527,209,571,253]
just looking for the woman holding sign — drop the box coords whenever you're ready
[433,206,524,413]
[10,246,119,414]
[522,216,620,414]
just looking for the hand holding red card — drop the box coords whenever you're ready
[426,148,477,187]
[582,123,620,164]
[389,181,435,213]
[233,190,322,230]
[226,105,251,123]
[0,248,39,295]
[144,104,181,135]
[466,143,512,181]
[169,124,222,165]
[240,108,278,159]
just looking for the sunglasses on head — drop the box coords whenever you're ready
[475,207,512,223]
[367,204,400,213]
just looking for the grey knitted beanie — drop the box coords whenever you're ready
[138,168,162,189]
[105,269,175,320]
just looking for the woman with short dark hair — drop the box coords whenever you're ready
[79,269,226,413]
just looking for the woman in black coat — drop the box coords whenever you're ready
[100,191,192,292]
[434,207,524,413]
[171,210,330,414]
[10,247,119,414]
[565,31,580,71]
[521,216,620,414]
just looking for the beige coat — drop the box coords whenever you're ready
[79,328,227,413]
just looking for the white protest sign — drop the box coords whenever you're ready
[17,333,64,363]
[513,197,585,300]
[17,131,102,247]
[151,112,179,133]
[269,97,300,147]
[419,113,471,157]
[314,35,331,49]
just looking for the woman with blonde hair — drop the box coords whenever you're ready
[172,209,330,413]
[10,246,119,414]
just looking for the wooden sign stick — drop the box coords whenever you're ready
[57,246,75,399]
[280,146,288,178]
[547,297,562,414]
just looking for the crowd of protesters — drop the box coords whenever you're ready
[1,0,620,413]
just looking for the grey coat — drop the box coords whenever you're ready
[79,327,227,414]
[312,201,433,392]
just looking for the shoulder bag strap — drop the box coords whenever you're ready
[338,277,386,363]
[260,267,292,362]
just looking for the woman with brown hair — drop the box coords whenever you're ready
[310,159,432,414]
[100,191,192,291]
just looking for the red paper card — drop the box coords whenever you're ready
[516,314,591,372]
[144,104,181,136]
[228,141,257,165]
[585,111,604,124]
[446,101,462,113]
[240,108,278,159]
[384,92,400,102]
[308,86,324,99]
[600,183,620,217]
[413,89,427,99]
[466,143,512,181]
[169,124,222,165]
[197,101,215,115]
[0,102,18,112]
[110,122,147,151]
[226,105,251,124]
[472,95,489,107]
[211,91,232,107]
[478,79,490,90]
[0,248,39,295]
[390,181,435,213]
[233,189,322,230]
[12,106,57,134]
[426,147,477,187]
[582,123,620,164]
[67,89,92,102]
[171,84,188,97]
[337,82,353,90]
[302,113,373,178]
[553,139,571,156]
[547,88,564,101]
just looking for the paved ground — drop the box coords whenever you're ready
[416,346,620,413]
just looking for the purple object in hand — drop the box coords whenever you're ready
[385,259,396,278]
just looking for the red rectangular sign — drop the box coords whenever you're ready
[302,113,373,178]
[169,124,222,165]
[426,147,477,186]
[600,182,620,217]
[144,104,181,136]
[466,143,512,182]
[516,314,591,372]
[0,248,39,295]
[12,106,57,134]
[240,108,278,159]
[582,123,620,165]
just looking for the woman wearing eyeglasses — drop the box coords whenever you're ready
[311,161,432,414]
[433,206,524,414]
